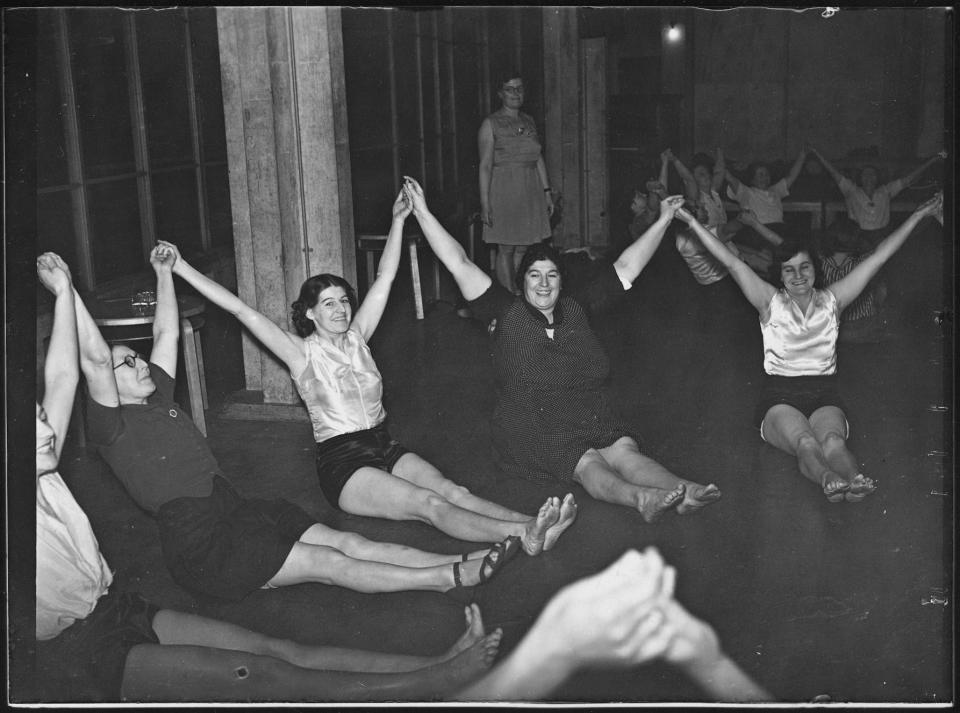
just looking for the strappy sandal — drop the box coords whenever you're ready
[479,535,522,584]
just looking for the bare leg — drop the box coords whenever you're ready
[573,449,685,523]
[120,633,502,703]
[339,467,560,554]
[810,406,875,502]
[151,603,489,673]
[494,245,525,292]
[761,404,849,501]
[599,438,721,515]
[392,453,530,523]
[297,523,487,567]
[264,541,495,592]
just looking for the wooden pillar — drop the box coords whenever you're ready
[217,7,354,405]
[542,7,581,248]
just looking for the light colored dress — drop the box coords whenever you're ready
[482,111,551,246]
[760,289,839,377]
[36,472,113,640]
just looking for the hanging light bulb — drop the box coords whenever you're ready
[666,22,682,43]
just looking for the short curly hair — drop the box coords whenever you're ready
[291,274,357,337]
[769,239,824,290]
[515,242,567,294]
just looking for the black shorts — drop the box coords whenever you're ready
[754,373,847,428]
[157,476,317,601]
[35,588,160,702]
[315,423,410,507]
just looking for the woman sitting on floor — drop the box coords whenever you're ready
[167,189,576,556]
[403,177,721,522]
[673,192,942,502]
[35,252,503,703]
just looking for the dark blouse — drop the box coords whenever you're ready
[469,260,636,482]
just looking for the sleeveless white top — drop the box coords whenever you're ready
[699,188,728,229]
[292,330,387,443]
[36,472,113,640]
[675,228,740,286]
[760,289,839,376]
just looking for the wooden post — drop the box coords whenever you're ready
[542,7,581,248]
[216,7,354,405]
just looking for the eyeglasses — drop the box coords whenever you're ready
[113,353,145,370]
[502,84,524,94]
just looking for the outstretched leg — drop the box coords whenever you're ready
[599,437,721,515]
[761,404,849,501]
[298,523,487,567]
[810,406,875,502]
[339,467,561,555]
[573,448,684,523]
[392,453,530,523]
[150,603,490,673]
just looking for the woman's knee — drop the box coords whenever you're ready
[818,430,847,451]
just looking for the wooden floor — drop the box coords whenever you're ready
[39,218,952,703]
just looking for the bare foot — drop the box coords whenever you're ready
[844,473,876,502]
[636,484,685,523]
[440,604,486,661]
[821,472,849,503]
[675,482,722,515]
[543,493,578,551]
[521,497,560,555]
[430,628,503,697]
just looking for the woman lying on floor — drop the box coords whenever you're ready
[673,193,943,501]
[35,253,502,703]
[165,188,576,556]
[403,177,721,522]
[77,247,515,599]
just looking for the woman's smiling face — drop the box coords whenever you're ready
[780,251,816,298]
[523,259,562,315]
[309,285,352,336]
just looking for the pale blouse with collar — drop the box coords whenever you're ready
[760,288,839,376]
[292,329,387,443]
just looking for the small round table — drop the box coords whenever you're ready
[89,294,209,436]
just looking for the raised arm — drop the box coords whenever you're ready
[162,241,305,373]
[536,155,554,217]
[478,118,495,227]
[829,193,942,311]
[675,209,777,315]
[810,146,845,187]
[782,144,808,190]
[149,243,180,377]
[723,157,743,194]
[38,253,78,461]
[665,149,699,203]
[351,189,411,341]
[887,150,946,198]
[739,210,784,246]
[613,195,684,285]
[73,286,119,408]
[405,177,493,301]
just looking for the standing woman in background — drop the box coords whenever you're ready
[479,72,554,292]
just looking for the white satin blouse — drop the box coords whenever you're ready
[760,289,839,376]
[37,472,113,640]
[292,330,387,443]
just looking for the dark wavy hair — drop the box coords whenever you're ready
[769,238,824,290]
[494,70,523,92]
[291,274,357,337]
[690,152,715,174]
[515,242,566,294]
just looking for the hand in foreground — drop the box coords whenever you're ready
[392,186,412,222]
[37,252,73,295]
[913,191,942,220]
[738,209,760,227]
[659,194,687,220]
[402,176,430,218]
[531,548,676,668]
[659,598,722,670]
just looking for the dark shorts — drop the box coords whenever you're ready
[315,423,410,507]
[35,588,160,702]
[157,476,316,601]
[754,373,847,429]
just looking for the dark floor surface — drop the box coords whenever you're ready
[53,221,952,703]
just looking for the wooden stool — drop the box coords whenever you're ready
[357,233,440,320]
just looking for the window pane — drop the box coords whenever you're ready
[68,9,137,179]
[204,163,234,248]
[87,178,143,282]
[152,169,202,256]
[189,8,227,163]
[137,10,194,169]
[37,12,70,188]
[37,191,78,268]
